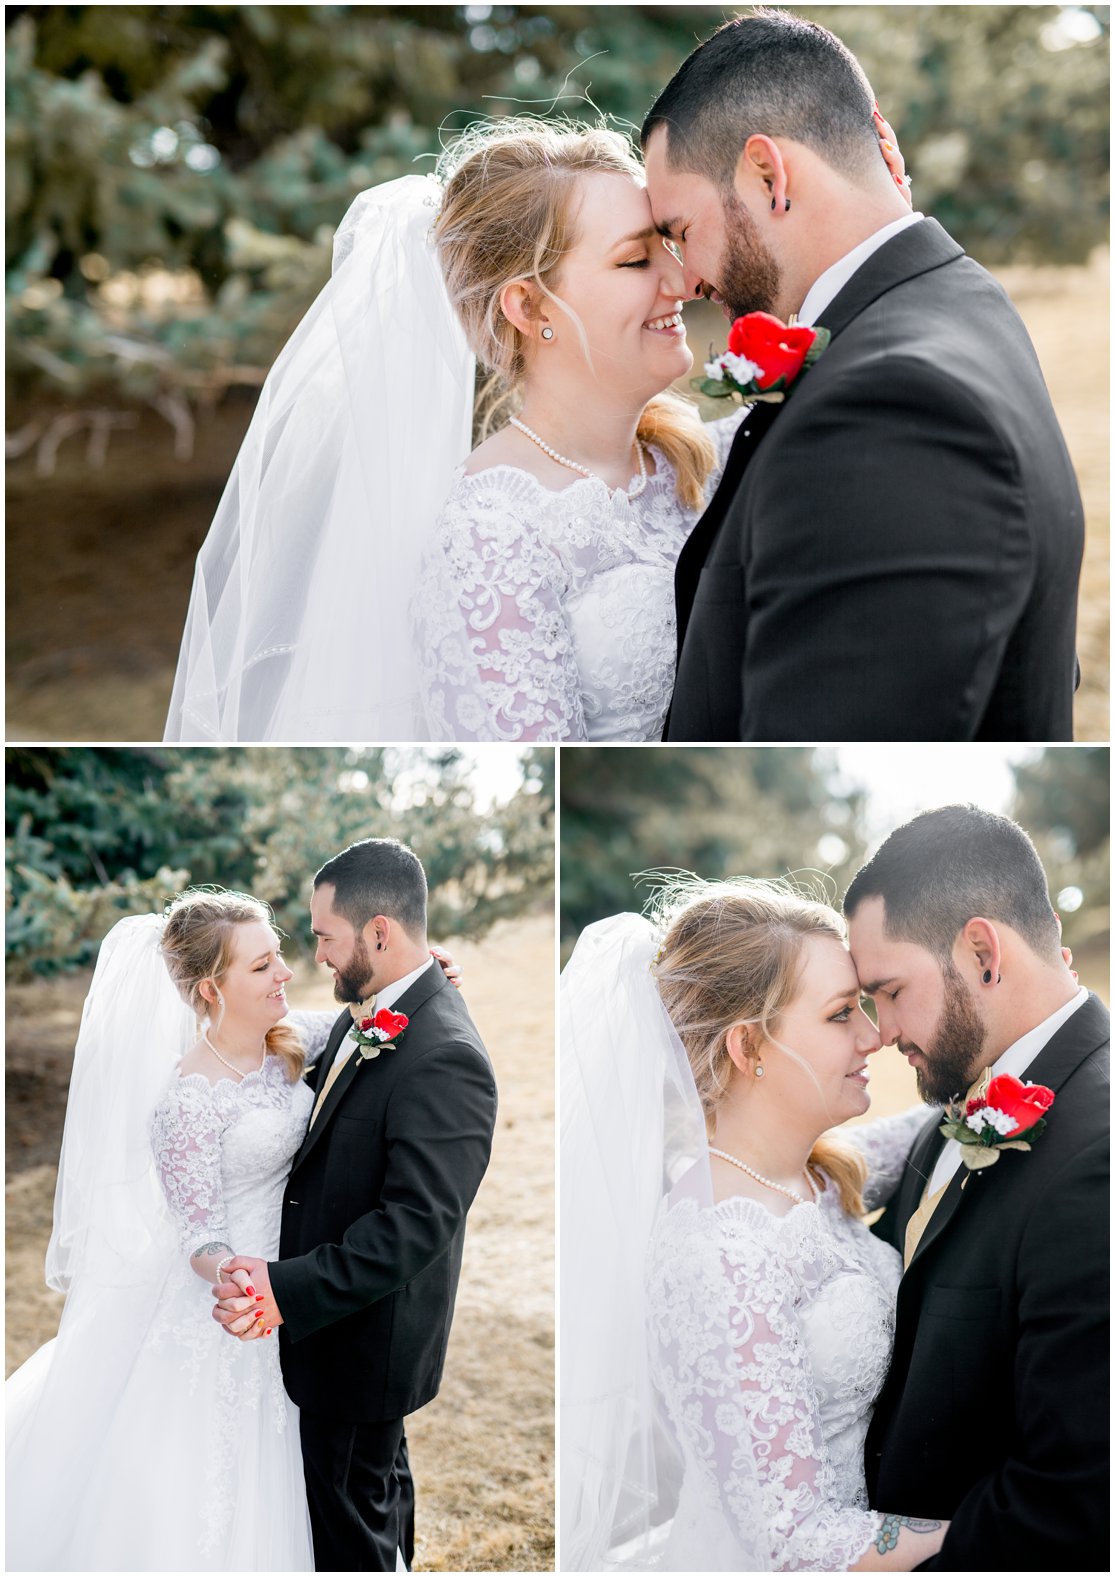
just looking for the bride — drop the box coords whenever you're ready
[561,877,948,1571]
[6,888,455,1571]
[164,117,907,743]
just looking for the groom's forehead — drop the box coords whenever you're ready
[848,898,937,987]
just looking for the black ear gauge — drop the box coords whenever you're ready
[983,969,992,983]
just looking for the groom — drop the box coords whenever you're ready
[844,806,1108,1569]
[643,11,1084,742]
[215,838,498,1571]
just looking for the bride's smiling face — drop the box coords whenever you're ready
[526,171,693,400]
[751,933,882,1127]
[208,919,292,1030]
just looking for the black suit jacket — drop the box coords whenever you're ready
[865,994,1109,1571]
[666,219,1084,741]
[269,965,497,1423]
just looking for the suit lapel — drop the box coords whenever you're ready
[673,220,966,654]
[289,963,451,1173]
[673,399,781,654]
[902,993,1108,1271]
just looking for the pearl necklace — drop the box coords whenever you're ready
[708,1146,819,1207]
[510,416,648,498]
[203,1029,266,1081]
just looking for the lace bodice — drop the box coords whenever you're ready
[416,411,747,741]
[647,1108,925,1572]
[151,1054,314,1261]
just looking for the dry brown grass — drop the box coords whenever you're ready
[4,914,555,1573]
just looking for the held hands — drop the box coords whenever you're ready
[211,1255,283,1340]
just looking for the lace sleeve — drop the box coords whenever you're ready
[150,1078,231,1258]
[417,471,587,741]
[286,1009,337,1066]
[649,1200,882,1572]
[844,1106,934,1211]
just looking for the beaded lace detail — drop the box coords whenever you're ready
[416,411,747,741]
[646,1108,925,1571]
[149,1054,314,1556]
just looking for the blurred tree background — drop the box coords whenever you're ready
[560,746,1110,994]
[7,3,1108,418]
[5,744,554,977]
[6,5,1109,739]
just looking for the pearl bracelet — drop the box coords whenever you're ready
[215,1255,237,1281]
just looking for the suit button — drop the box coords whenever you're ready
[288,1199,299,1206]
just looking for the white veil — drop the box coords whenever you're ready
[8,915,194,1490]
[560,914,710,1568]
[44,912,195,1293]
[164,174,476,742]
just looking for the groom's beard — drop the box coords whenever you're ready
[332,935,375,1004]
[719,191,782,319]
[903,964,987,1105]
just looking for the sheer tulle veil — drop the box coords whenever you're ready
[164,174,476,742]
[7,915,197,1564]
[560,912,767,1570]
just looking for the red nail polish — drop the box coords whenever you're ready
[265,1328,273,1336]
[255,1294,265,1302]
[245,1285,255,1295]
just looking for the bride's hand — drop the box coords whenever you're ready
[212,1269,266,1338]
[873,103,912,208]
[431,943,463,991]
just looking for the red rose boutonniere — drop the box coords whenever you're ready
[939,1073,1056,1170]
[693,311,830,406]
[349,1007,409,1060]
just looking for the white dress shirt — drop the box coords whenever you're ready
[927,985,1089,1196]
[796,211,924,328]
[328,954,436,1073]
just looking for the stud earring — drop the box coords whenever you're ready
[754,1061,765,1078]
[541,326,554,340]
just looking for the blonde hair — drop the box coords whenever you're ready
[651,876,868,1216]
[434,118,717,511]
[161,889,304,1084]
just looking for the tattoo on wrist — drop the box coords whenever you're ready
[875,1515,942,1554]
[191,1241,233,1261]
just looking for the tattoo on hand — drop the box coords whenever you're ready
[875,1515,942,1554]
[191,1241,233,1261]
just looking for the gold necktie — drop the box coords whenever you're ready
[309,1045,354,1127]
[309,997,377,1129]
[903,1065,993,1268]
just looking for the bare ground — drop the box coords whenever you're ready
[6,256,1108,742]
[4,913,555,1573]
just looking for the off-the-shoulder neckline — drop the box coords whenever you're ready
[455,445,672,496]
[174,1055,277,1091]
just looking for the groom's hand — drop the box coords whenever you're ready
[211,1255,284,1339]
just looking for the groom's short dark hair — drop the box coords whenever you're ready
[843,805,1062,963]
[641,8,879,188]
[315,838,428,938]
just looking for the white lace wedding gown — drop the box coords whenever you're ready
[6,1013,333,1572]
[417,411,747,741]
[645,1108,926,1572]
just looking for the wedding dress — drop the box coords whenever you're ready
[417,410,747,741]
[560,911,926,1571]
[5,916,332,1573]
[646,1108,926,1572]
